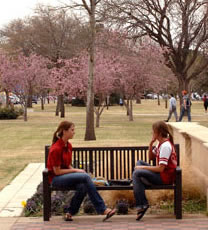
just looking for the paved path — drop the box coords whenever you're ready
[0,163,44,217]
[0,215,207,230]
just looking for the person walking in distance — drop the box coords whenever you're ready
[179,90,192,122]
[165,94,178,122]
[203,94,208,113]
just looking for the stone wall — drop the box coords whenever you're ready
[168,122,208,196]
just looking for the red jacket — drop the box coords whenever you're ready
[47,139,72,183]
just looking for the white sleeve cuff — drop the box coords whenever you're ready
[159,160,168,165]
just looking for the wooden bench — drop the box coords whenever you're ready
[43,144,182,221]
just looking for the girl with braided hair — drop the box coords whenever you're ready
[132,121,177,221]
[47,121,115,221]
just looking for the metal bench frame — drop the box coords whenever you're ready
[43,144,182,221]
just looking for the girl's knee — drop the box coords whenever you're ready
[83,173,91,182]
[136,160,143,166]
[133,169,142,179]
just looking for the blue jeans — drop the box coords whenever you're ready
[132,160,163,209]
[179,107,191,122]
[167,108,178,122]
[52,173,106,215]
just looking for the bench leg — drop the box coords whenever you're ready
[43,182,51,221]
[43,189,51,221]
[174,188,176,215]
[175,182,182,219]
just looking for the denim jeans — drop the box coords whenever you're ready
[179,106,191,122]
[52,173,106,215]
[167,108,178,122]
[132,160,163,209]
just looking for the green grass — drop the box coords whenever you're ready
[0,99,207,191]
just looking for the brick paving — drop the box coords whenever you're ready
[7,215,208,230]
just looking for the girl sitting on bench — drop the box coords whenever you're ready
[47,121,116,221]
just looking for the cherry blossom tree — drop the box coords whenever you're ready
[49,54,88,118]
[114,39,168,121]
[93,51,121,127]
[0,53,50,121]
[0,53,16,107]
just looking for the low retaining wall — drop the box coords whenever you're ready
[168,122,208,196]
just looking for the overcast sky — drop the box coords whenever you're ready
[0,0,67,29]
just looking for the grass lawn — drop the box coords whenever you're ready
[0,99,207,191]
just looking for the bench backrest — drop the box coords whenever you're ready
[45,144,179,180]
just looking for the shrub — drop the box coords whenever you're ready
[23,183,75,217]
[71,98,85,107]
[0,107,23,119]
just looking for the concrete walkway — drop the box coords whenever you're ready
[0,163,44,217]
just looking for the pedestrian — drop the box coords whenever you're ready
[132,121,177,221]
[47,121,116,221]
[165,94,178,122]
[203,94,208,113]
[119,98,123,106]
[178,90,192,122]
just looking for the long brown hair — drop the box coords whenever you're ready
[152,121,174,145]
[52,121,74,144]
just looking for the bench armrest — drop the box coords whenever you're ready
[42,168,50,187]
[43,168,49,177]
[175,166,182,185]
[176,166,182,175]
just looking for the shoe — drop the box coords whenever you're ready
[164,120,168,122]
[136,205,149,221]
[103,209,116,222]
[64,213,73,221]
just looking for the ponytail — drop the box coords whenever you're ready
[52,121,74,144]
[152,121,174,145]
[167,130,174,145]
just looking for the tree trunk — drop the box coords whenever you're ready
[55,95,61,116]
[157,93,160,105]
[60,95,65,118]
[95,112,100,128]
[136,97,141,104]
[106,96,110,110]
[126,100,129,116]
[23,98,28,121]
[27,86,33,108]
[129,99,133,121]
[41,97,44,110]
[165,97,168,109]
[84,2,96,141]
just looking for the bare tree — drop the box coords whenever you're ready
[60,0,106,140]
[102,0,208,98]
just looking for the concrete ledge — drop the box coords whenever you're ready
[168,122,208,196]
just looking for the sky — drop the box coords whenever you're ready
[0,0,68,29]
